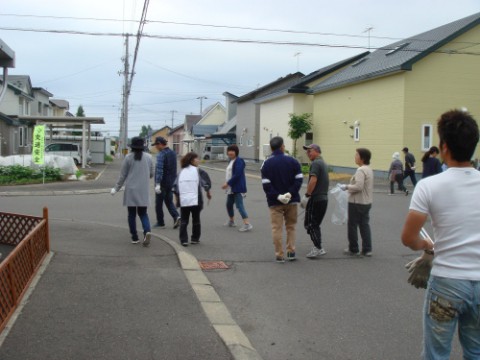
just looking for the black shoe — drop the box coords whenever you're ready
[181,242,188,247]
[191,239,200,245]
[405,190,409,196]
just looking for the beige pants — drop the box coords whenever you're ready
[269,204,297,258]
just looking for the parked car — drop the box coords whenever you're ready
[44,143,91,166]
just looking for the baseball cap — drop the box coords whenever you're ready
[303,144,321,153]
[152,136,167,146]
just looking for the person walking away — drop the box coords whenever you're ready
[261,136,303,263]
[388,152,408,195]
[401,109,480,359]
[152,136,181,229]
[302,144,329,259]
[421,146,442,179]
[221,145,253,232]
[111,137,153,246]
[402,147,417,187]
[341,148,373,257]
[174,152,212,247]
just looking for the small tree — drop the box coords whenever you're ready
[76,105,85,117]
[288,113,312,158]
[139,125,153,138]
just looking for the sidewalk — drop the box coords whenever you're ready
[0,159,261,360]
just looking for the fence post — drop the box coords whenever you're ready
[43,207,50,253]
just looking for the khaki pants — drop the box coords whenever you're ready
[269,204,297,258]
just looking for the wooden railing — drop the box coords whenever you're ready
[0,208,50,333]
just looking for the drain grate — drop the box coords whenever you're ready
[199,260,229,270]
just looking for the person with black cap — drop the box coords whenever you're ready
[302,144,329,258]
[152,136,180,229]
[402,147,417,187]
[111,136,153,246]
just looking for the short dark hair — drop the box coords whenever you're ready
[356,148,371,165]
[227,144,239,157]
[180,152,198,168]
[270,136,284,151]
[438,109,479,162]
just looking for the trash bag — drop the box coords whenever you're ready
[329,185,348,225]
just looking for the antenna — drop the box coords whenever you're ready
[363,26,374,50]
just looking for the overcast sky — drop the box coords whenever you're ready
[1,1,479,137]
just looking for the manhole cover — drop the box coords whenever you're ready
[199,260,229,270]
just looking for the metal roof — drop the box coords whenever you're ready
[309,12,480,94]
[0,39,15,67]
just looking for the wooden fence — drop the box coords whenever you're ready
[0,208,50,333]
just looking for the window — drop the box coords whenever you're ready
[247,136,254,147]
[239,134,244,146]
[386,42,409,55]
[305,132,313,146]
[352,57,367,67]
[19,127,28,147]
[354,126,360,142]
[38,102,42,114]
[422,124,433,151]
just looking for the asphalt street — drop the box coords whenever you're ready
[0,159,463,359]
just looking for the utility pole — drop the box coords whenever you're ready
[170,110,177,128]
[119,34,130,156]
[197,96,207,114]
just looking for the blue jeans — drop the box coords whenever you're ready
[155,187,180,226]
[226,193,248,219]
[127,206,151,240]
[423,275,480,359]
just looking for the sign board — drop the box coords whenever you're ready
[32,125,45,164]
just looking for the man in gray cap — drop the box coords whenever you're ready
[302,144,329,258]
[152,136,180,229]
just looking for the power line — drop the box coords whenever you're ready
[1,26,479,55]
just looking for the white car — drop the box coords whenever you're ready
[44,143,91,166]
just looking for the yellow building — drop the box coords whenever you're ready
[308,12,480,174]
[150,126,171,154]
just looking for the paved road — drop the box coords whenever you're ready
[0,159,463,359]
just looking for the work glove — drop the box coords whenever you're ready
[300,195,309,209]
[155,184,162,194]
[277,194,290,205]
[110,188,117,196]
[339,184,348,191]
[405,251,433,289]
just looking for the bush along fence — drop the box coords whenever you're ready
[0,208,50,333]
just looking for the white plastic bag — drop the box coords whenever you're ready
[329,185,348,225]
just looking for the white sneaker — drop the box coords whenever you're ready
[224,220,236,227]
[306,247,326,258]
[142,232,151,247]
[238,223,253,232]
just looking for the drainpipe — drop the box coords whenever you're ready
[0,67,8,104]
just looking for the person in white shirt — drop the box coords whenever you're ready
[401,109,480,359]
[174,152,211,247]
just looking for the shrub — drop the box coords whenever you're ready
[0,165,62,185]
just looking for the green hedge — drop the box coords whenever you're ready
[0,165,62,185]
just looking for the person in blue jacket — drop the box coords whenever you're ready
[152,136,180,229]
[221,145,253,232]
[261,136,303,262]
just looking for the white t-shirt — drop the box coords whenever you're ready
[410,167,480,280]
[178,165,199,207]
[225,159,235,195]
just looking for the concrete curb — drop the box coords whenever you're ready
[155,233,264,360]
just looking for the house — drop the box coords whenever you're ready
[49,99,71,117]
[32,87,53,117]
[180,114,202,155]
[209,92,238,148]
[234,72,305,161]
[167,124,185,155]
[150,126,171,154]
[307,12,480,174]
[256,52,369,163]
[0,75,37,156]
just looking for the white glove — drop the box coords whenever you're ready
[284,192,292,200]
[405,251,433,289]
[300,195,309,209]
[110,188,117,196]
[339,184,348,191]
[155,184,162,194]
[277,194,290,205]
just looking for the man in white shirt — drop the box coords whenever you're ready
[401,109,480,359]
